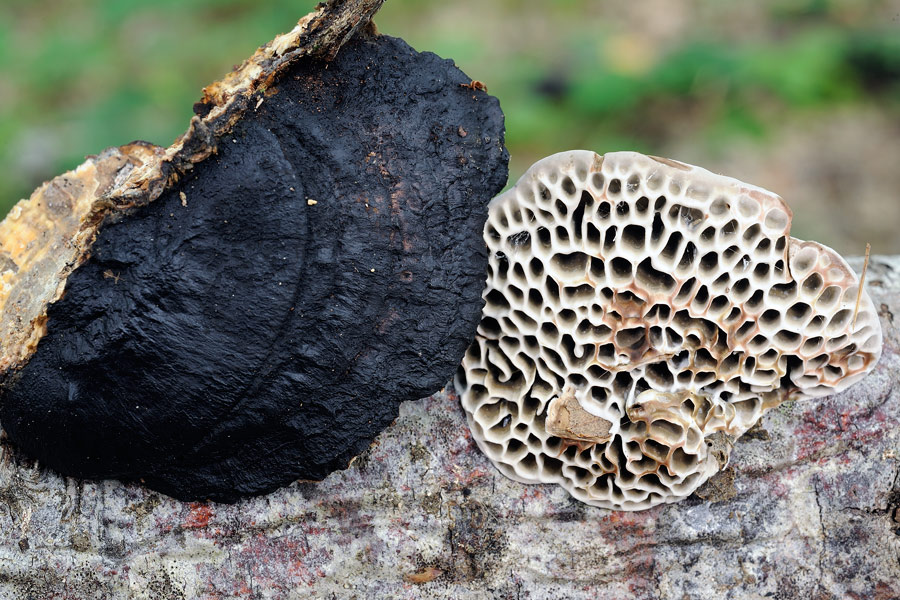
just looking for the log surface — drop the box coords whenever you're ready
[0,258,897,598]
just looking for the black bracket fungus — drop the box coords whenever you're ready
[0,4,508,502]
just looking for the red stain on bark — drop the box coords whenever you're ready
[792,402,888,461]
[185,503,213,529]
[598,508,660,595]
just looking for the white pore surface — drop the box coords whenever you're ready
[455,151,882,511]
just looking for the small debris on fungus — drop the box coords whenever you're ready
[460,80,488,92]
[455,150,882,510]
[0,1,508,502]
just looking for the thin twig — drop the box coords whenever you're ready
[852,243,871,328]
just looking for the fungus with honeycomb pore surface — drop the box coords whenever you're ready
[455,150,882,511]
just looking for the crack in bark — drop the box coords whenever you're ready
[812,476,827,597]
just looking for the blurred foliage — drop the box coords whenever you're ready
[0,0,898,217]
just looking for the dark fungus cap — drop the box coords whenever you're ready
[0,2,509,503]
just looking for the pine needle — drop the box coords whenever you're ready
[852,243,871,329]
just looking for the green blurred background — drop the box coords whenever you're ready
[0,0,898,254]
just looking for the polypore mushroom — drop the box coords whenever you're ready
[455,150,882,510]
[0,5,508,502]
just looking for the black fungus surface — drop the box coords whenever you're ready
[0,34,508,502]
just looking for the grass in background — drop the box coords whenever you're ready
[0,0,897,220]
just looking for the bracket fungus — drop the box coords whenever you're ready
[456,150,882,510]
[0,2,508,502]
